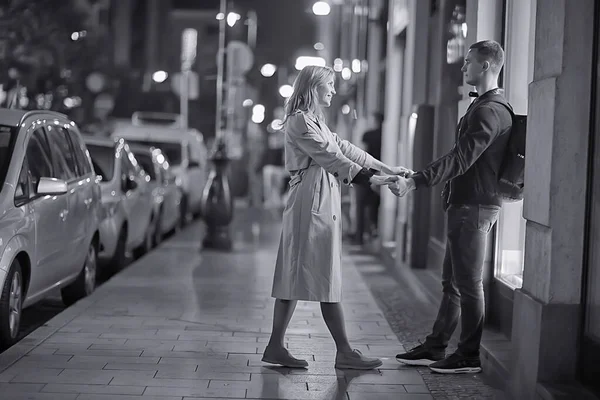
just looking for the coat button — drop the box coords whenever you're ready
[333,172,339,177]
[330,182,334,188]
[333,215,336,221]
[343,178,348,184]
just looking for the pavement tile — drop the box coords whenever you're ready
[41,383,145,395]
[143,385,246,398]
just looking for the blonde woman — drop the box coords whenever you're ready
[262,65,409,369]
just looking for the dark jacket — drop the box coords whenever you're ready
[411,89,513,208]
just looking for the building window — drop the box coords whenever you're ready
[495,203,526,288]
[493,0,536,289]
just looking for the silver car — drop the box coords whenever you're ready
[128,144,182,245]
[0,109,101,349]
[83,136,154,276]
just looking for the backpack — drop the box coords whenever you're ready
[494,102,527,202]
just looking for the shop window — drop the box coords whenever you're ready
[493,0,536,290]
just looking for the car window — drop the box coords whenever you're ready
[61,127,92,176]
[0,125,17,187]
[45,125,76,181]
[125,140,182,165]
[26,128,54,188]
[86,144,115,181]
[134,153,156,181]
[14,157,32,204]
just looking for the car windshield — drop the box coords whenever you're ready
[0,125,18,187]
[126,140,182,165]
[134,153,156,181]
[87,144,115,181]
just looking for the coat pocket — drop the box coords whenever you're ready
[311,178,323,214]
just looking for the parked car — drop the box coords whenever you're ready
[0,109,101,349]
[128,144,182,244]
[82,136,154,275]
[112,112,208,225]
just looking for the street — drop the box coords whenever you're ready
[0,206,505,399]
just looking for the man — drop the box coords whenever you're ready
[389,40,513,374]
[355,112,383,244]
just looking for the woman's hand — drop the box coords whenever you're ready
[369,174,400,186]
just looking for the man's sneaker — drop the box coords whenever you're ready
[428,352,482,374]
[395,343,445,366]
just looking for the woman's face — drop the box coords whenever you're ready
[316,75,336,107]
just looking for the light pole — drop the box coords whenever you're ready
[201,0,234,251]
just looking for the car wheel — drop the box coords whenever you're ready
[153,210,163,247]
[179,196,189,228]
[134,214,154,258]
[61,241,97,307]
[0,260,23,350]
[109,226,128,274]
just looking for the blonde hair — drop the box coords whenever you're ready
[282,65,335,127]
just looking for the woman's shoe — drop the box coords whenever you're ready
[335,349,382,370]
[262,346,309,368]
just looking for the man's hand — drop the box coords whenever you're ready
[383,165,414,177]
[389,177,416,197]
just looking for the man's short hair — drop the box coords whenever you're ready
[469,40,504,72]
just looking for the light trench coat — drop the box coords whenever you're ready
[271,111,377,303]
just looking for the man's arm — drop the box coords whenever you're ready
[411,105,504,189]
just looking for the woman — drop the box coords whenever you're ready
[262,65,407,370]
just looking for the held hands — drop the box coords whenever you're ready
[369,174,400,186]
[383,165,414,178]
[388,177,416,197]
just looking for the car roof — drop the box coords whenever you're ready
[0,109,68,127]
[112,123,197,143]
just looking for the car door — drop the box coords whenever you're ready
[120,148,147,248]
[162,164,181,230]
[183,140,204,212]
[24,125,70,291]
[58,124,95,269]
[44,123,81,280]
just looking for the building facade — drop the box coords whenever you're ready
[316,0,600,397]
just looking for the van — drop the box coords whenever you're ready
[111,112,208,223]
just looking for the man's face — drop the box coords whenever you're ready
[461,49,487,86]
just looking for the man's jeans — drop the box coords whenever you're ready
[424,204,500,357]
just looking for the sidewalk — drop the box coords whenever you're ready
[0,207,494,400]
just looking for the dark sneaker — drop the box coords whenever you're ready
[396,343,445,366]
[428,352,482,374]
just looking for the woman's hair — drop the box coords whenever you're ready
[282,65,335,127]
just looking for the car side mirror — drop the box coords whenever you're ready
[121,176,138,192]
[37,177,68,196]
[126,177,138,191]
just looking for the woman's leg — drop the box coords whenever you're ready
[321,302,383,370]
[320,302,353,353]
[263,299,308,368]
[267,299,297,348]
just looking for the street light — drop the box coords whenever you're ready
[201,0,234,251]
[312,1,331,16]
[295,56,326,70]
[152,70,168,83]
[260,63,277,77]
[279,84,293,98]
[227,12,241,27]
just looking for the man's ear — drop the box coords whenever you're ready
[482,61,490,71]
